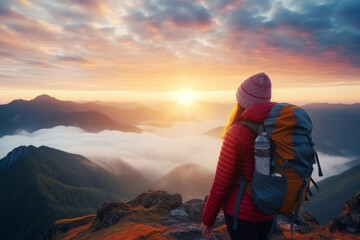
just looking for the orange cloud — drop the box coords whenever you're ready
[0,0,359,104]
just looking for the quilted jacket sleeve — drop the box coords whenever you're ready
[202,124,247,227]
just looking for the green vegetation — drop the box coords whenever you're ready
[0,146,147,240]
[303,163,360,225]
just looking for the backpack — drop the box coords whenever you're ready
[232,103,323,239]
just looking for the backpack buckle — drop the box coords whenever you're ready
[283,159,292,169]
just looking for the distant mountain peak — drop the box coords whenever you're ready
[32,94,59,102]
[0,145,30,171]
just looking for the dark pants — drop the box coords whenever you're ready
[224,212,273,240]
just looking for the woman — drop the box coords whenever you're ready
[200,72,275,240]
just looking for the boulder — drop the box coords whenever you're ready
[277,208,320,234]
[128,190,182,210]
[163,223,230,240]
[40,215,94,240]
[329,191,360,234]
[184,199,205,223]
[91,201,130,231]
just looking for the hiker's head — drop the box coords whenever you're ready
[222,73,272,138]
[236,72,272,109]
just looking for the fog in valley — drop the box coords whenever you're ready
[0,121,357,200]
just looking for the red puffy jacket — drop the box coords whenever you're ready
[202,102,276,227]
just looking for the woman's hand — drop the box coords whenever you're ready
[200,222,212,238]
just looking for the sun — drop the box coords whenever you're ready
[176,89,197,105]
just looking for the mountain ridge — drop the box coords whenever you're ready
[0,145,149,240]
[0,94,190,130]
[0,145,28,171]
[303,163,360,225]
[0,95,154,137]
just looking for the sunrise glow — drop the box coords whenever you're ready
[176,90,197,105]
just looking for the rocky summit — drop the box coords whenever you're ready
[41,190,229,240]
[42,190,360,240]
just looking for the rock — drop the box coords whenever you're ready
[163,223,231,240]
[277,208,320,234]
[164,223,203,240]
[184,199,205,223]
[91,201,130,231]
[213,210,226,227]
[329,191,360,234]
[40,215,94,240]
[95,202,129,220]
[162,217,186,226]
[103,211,130,228]
[163,223,225,240]
[162,206,191,225]
[170,206,189,218]
[128,190,182,210]
[318,233,335,240]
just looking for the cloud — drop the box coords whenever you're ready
[0,0,360,92]
[311,152,357,182]
[209,0,243,13]
[56,55,95,65]
[0,125,222,181]
[6,22,57,42]
[55,0,110,14]
[0,122,356,183]
[41,1,92,23]
[123,0,215,42]
[224,0,360,66]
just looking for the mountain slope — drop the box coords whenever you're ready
[303,163,360,225]
[0,145,148,240]
[302,103,360,156]
[42,110,140,133]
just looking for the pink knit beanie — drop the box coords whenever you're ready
[236,72,272,109]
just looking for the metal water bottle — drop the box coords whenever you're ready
[254,125,270,175]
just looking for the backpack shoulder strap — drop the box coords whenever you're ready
[233,174,248,230]
[236,120,262,134]
[314,150,323,177]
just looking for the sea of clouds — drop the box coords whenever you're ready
[0,121,356,182]
[0,121,223,180]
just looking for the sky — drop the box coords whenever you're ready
[0,0,360,104]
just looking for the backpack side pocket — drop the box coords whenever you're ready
[252,171,287,214]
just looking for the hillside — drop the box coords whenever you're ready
[0,145,148,240]
[302,103,360,156]
[42,110,140,133]
[303,163,360,225]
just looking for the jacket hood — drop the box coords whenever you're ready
[240,102,277,123]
